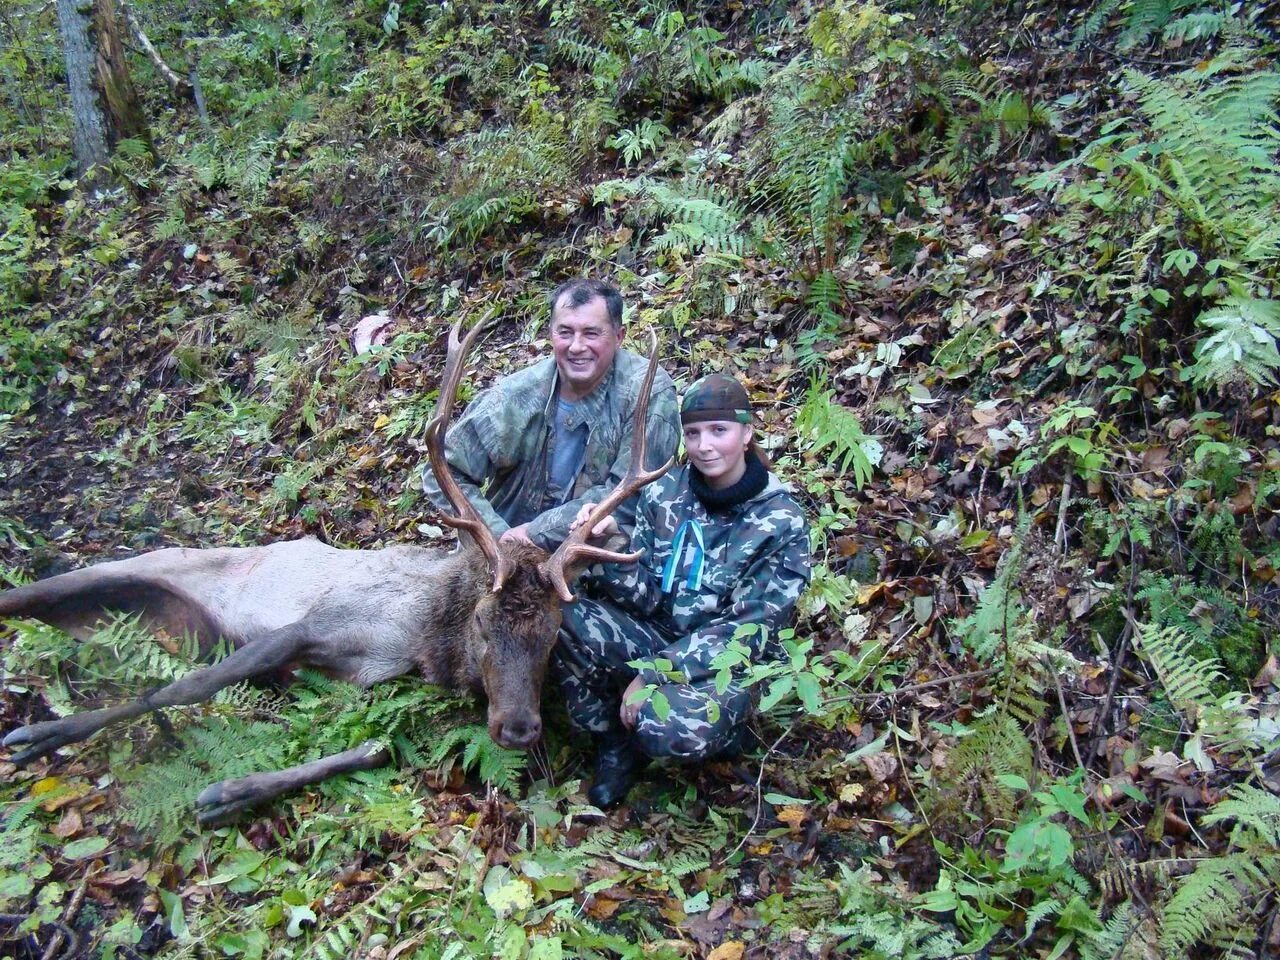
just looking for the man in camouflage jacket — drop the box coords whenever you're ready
[421,279,679,550]
[555,454,811,800]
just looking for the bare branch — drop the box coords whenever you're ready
[118,0,190,98]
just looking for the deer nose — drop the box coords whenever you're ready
[498,715,542,750]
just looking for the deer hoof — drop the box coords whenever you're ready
[195,777,269,828]
[3,720,85,765]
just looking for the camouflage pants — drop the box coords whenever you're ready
[554,597,752,762]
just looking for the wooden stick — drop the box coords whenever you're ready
[118,0,191,97]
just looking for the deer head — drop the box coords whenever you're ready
[424,320,671,750]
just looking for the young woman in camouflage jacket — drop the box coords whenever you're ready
[554,374,812,808]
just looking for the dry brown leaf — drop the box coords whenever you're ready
[776,806,808,829]
[863,753,899,783]
[52,808,83,839]
[707,943,745,960]
[585,896,622,921]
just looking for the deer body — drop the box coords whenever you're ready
[2,539,492,688]
[2,322,671,827]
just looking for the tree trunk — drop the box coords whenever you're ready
[93,0,150,149]
[56,0,151,178]
[57,0,110,174]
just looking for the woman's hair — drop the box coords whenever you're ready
[747,436,771,469]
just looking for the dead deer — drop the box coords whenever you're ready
[0,322,672,826]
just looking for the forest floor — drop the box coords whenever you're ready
[1,1,1278,958]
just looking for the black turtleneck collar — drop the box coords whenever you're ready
[689,454,769,510]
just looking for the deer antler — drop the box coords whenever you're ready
[425,319,513,593]
[540,329,674,603]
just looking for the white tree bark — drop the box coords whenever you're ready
[57,0,110,175]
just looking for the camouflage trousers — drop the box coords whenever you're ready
[553,597,752,762]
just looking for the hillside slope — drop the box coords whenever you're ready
[1,1,1278,957]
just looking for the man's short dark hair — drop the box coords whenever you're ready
[549,279,623,331]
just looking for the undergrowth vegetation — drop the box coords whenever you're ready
[1,0,1278,957]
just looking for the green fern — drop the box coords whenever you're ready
[424,123,572,252]
[427,723,527,794]
[928,68,1055,182]
[1132,622,1223,721]
[1185,296,1280,390]
[1079,902,1149,960]
[796,271,848,366]
[954,536,1025,665]
[1131,621,1272,755]
[1161,848,1280,955]
[750,88,864,270]
[594,176,754,259]
[794,375,881,489]
[1124,55,1280,266]
[946,713,1035,821]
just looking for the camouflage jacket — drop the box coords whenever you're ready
[421,348,679,550]
[589,464,812,685]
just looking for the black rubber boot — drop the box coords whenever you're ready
[588,734,640,809]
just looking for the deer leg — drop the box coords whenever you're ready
[3,623,311,765]
[194,740,391,827]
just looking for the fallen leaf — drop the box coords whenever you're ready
[708,943,745,960]
[839,783,865,804]
[863,753,899,783]
[351,313,396,355]
[52,808,83,839]
[776,806,808,830]
[584,895,622,920]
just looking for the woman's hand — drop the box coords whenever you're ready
[619,675,647,730]
[569,502,619,541]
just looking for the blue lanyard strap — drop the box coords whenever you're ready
[661,518,705,593]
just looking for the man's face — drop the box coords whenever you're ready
[550,294,624,402]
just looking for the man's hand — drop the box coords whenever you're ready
[569,502,619,541]
[499,523,534,545]
[620,675,647,730]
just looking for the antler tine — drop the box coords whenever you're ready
[541,328,674,603]
[425,318,513,593]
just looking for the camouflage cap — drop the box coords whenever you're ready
[681,374,751,425]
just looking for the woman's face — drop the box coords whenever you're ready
[683,420,752,490]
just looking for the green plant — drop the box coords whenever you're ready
[1029,51,1280,396]
[1131,622,1275,763]
[608,118,671,167]
[594,175,754,259]
[748,84,866,272]
[1159,784,1280,955]
[794,375,882,490]
[921,771,1099,953]
[1184,295,1280,389]
[1017,400,1116,479]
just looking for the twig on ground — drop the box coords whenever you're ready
[825,667,999,705]
[731,720,796,859]
[1055,464,1074,554]
[0,913,80,960]
[39,870,88,960]
[1088,563,1139,767]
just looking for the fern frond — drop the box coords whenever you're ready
[1162,851,1280,953]
[945,713,1034,821]
[594,176,753,258]
[1203,784,1280,846]
[1186,296,1280,390]
[1132,622,1222,722]
[1079,901,1150,960]
[955,536,1025,665]
[794,375,881,489]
